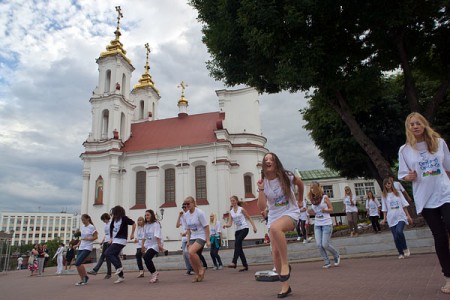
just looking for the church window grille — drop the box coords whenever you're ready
[195,166,207,200]
[165,169,175,203]
[244,175,254,198]
[135,171,146,206]
[105,70,111,93]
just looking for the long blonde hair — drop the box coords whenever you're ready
[405,112,440,153]
[308,182,324,205]
[209,212,217,227]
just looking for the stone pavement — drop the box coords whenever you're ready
[0,228,447,300]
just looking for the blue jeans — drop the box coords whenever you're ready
[182,241,193,272]
[314,225,339,265]
[390,221,408,255]
[104,243,125,277]
[75,250,91,267]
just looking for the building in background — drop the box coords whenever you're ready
[296,168,382,225]
[80,8,268,253]
[0,212,80,246]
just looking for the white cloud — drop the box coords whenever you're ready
[0,0,323,214]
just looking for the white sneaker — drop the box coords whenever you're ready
[398,255,405,259]
[218,265,223,270]
[115,267,123,276]
[303,239,307,244]
[297,237,301,241]
[75,281,86,286]
[149,272,159,283]
[334,255,341,267]
[307,237,313,242]
[322,264,331,269]
[404,249,410,257]
[114,276,124,284]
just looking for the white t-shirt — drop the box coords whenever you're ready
[393,181,405,193]
[366,199,381,217]
[112,219,127,245]
[185,208,208,240]
[263,174,300,227]
[180,214,188,243]
[398,138,450,213]
[311,195,332,226]
[344,195,358,213]
[79,224,97,251]
[103,222,111,243]
[136,226,145,249]
[299,200,308,221]
[230,206,249,231]
[143,222,161,252]
[210,221,221,237]
[381,192,409,227]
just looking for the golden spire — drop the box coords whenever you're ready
[133,43,159,95]
[177,81,189,105]
[99,6,132,65]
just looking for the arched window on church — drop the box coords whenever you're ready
[164,169,175,204]
[95,176,104,205]
[244,174,254,198]
[195,166,207,202]
[121,73,126,96]
[105,70,111,93]
[139,100,144,120]
[120,112,125,140]
[101,109,109,139]
[135,171,146,208]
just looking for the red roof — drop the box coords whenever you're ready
[121,112,225,152]
[243,199,262,217]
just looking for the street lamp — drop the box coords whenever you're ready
[157,208,165,221]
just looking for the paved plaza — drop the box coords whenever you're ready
[0,252,447,300]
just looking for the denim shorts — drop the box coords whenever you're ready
[75,250,91,266]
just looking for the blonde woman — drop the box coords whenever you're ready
[135,216,145,278]
[343,186,359,237]
[209,213,223,270]
[398,112,450,294]
[223,196,257,272]
[257,152,303,298]
[184,196,210,283]
[308,182,340,270]
[380,178,412,259]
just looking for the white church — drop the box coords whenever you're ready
[80,9,269,253]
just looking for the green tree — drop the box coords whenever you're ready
[190,0,450,183]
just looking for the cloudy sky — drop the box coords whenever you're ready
[0,0,323,214]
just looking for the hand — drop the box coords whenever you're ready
[407,216,413,225]
[179,211,184,216]
[206,241,211,248]
[253,227,257,234]
[407,170,417,181]
[130,234,134,240]
[257,179,264,190]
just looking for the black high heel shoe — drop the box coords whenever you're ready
[238,267,248,272]
[279,265,291,282]
[277,286,292,298]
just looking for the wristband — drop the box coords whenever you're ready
[257,188,264,192]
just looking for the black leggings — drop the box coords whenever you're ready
[232,228,249,267]
[296,219,307,238]
[369,216,381,232]
[143,248,158,274]
[421,203,450,277]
